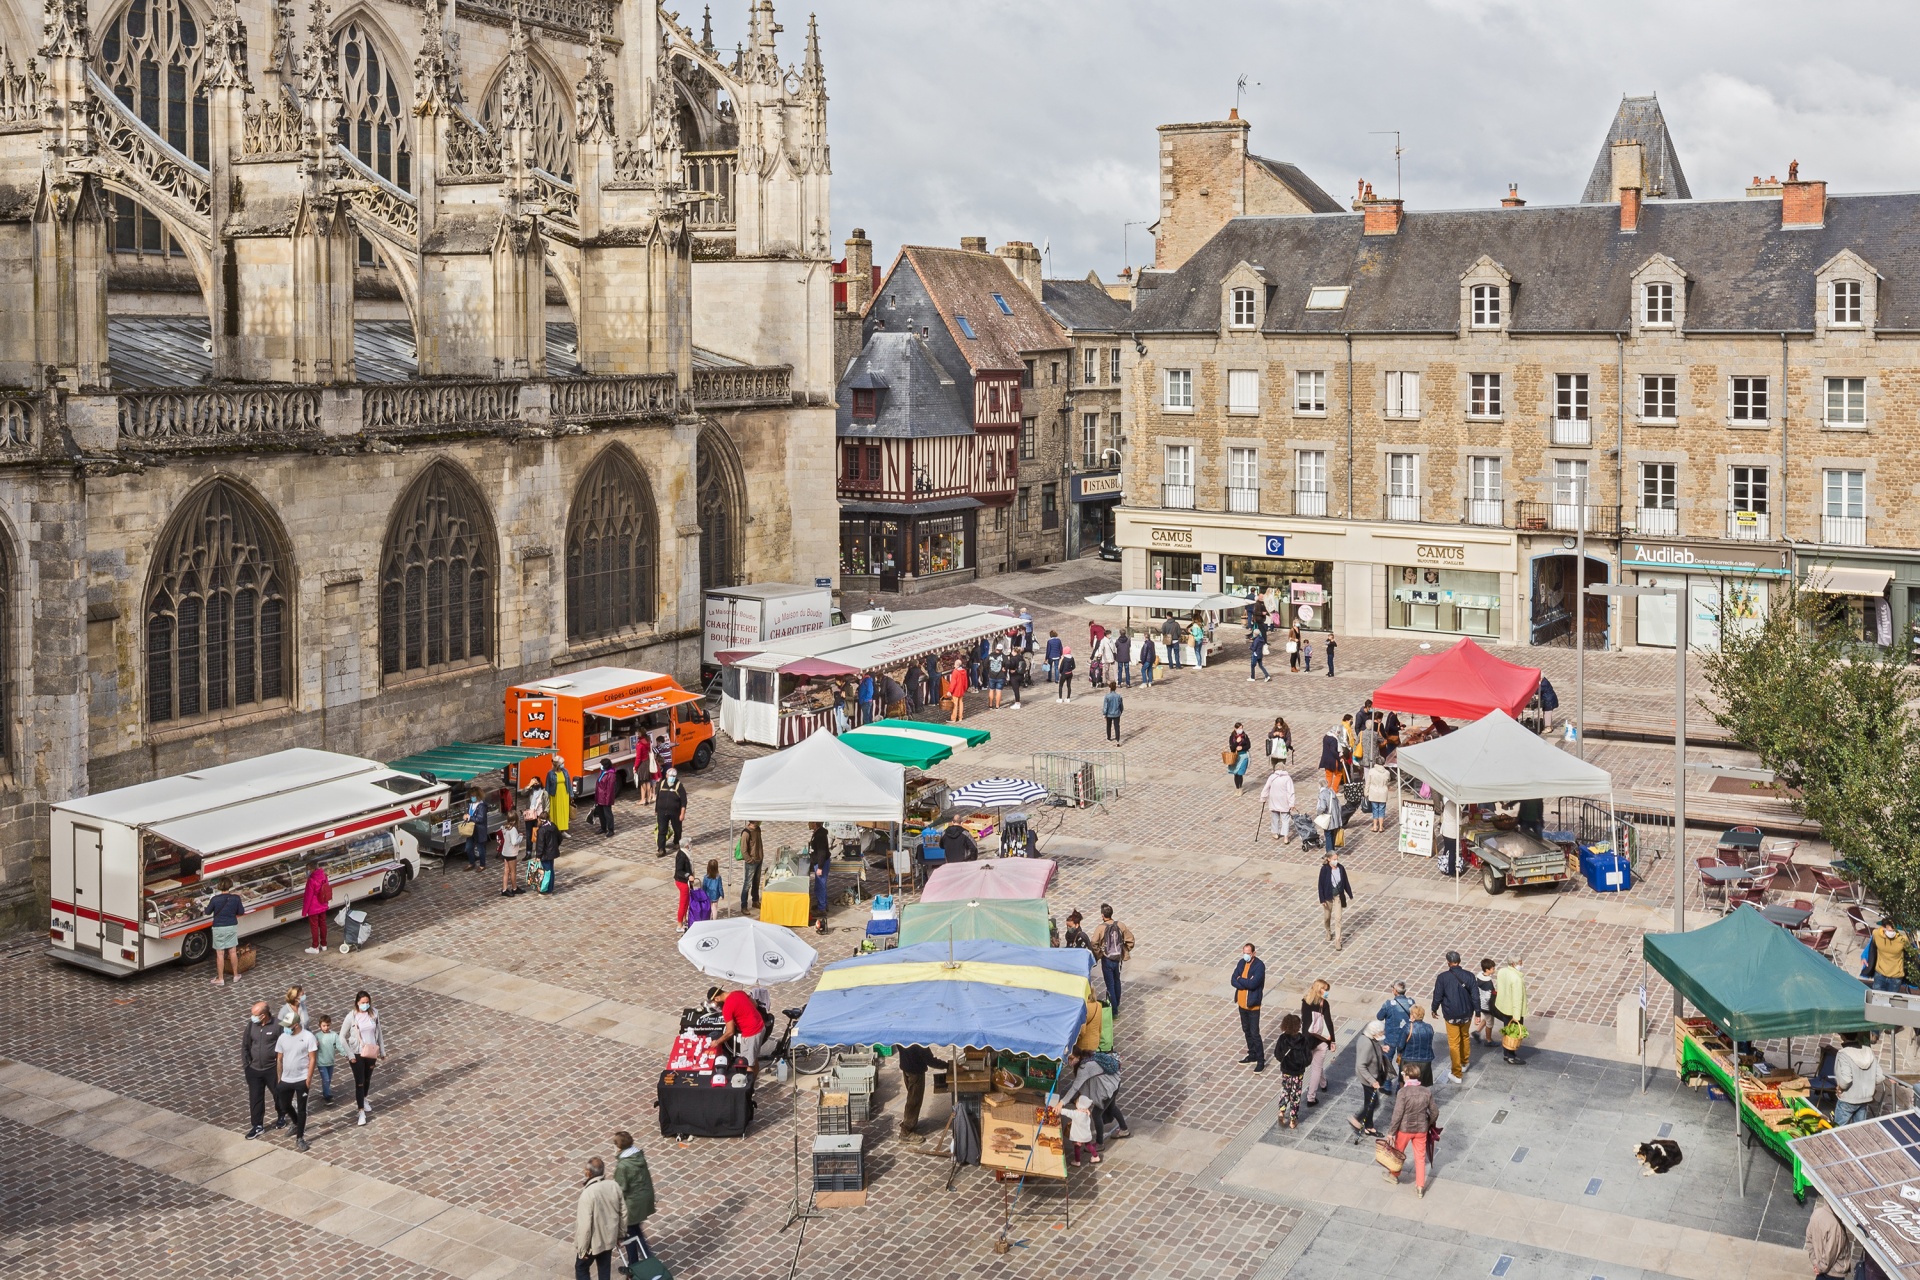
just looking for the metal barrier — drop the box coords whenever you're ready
[1565,795,1670,877]
[1032,751,1125,807]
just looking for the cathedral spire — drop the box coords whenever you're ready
[700,4,714,52]
[412,0,463,112]
[801,12,822,95]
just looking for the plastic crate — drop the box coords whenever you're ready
[849,1090,872,1123]
[812,1134,864,1191]
[816,1092,850,1136]
[834,1064,877,1096]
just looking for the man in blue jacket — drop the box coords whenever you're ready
[857,673,875,726]
[1431,950,1480,1082]
[1044,630,1064,683]
[1231,943,1267,1072]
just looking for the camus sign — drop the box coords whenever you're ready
[1149,527,1194,547]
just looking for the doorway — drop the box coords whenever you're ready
[67,825,103,955]
[1529,554,1610,647]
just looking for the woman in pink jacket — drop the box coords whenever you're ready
[302,862,332,953]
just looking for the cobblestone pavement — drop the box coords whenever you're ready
[0,558,1819,1278]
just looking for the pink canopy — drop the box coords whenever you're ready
[920,858,1057,903]
[1372,637,1541,722]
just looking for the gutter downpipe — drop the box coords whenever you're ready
[1780,332,1790,544]
[1345,332,1355,519]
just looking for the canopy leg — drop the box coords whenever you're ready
[1733,1020,1745,1197]
[1639,960,1647,1095]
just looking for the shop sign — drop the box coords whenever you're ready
[1415,543,1467,565]
[1400,799,1435,858]
[1202,561,1218,575]
[1071,472,1123,502]
[1263,535,1286,556]
[1290,582,1325,605]
[1624,541,1790,575]
[1150,527,1194,547]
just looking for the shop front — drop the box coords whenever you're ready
[1801,561,1897,650]
[1383,536,1516,643]
[1068,470,1122,557]
[1621,539,1789,651]
[1223,555,1335,633]
[839,499,979,594]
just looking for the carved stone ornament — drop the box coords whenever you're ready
[203,0,254,93]
[573,30,614,143]
[39,0,89,61]
[412,0,463,112]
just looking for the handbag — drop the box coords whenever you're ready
[1285,641,1298,654]
[1374,1138,1405,1174]
[1221,749,1238,766]
[733,837,744,862]
[455,820,476,840]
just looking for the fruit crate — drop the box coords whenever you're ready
[812,1134,864,1192]
[816,1091,850,1136]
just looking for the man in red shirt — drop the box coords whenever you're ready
[707,986,767,1067]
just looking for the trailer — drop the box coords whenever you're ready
[49,749,448,977]
[702,583,833,668]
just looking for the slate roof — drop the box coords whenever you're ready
[1580,95,1691,203]
[898,246,1068,371]
[834,330,972,440]
[1251,155,1345,214]
[1041,275,1131,333]
[108,319,592,387]
[1129,194,1920,336]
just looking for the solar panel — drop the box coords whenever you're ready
[1792,1110,1920,1278]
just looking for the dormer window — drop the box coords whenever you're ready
[1470,284,1502,329]
[1230,287,1257,329]
[1643,282,1674,326]
[1831,280,1863,327]
[852,388,877,419]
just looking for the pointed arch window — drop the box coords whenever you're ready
[99,0,208,256]
[482,58,573,181]
[0,532,12,766]
[697,429,744,592]
[380,464,495,678]
[335,20,412,192]
[146,481,291,725]
[566,449,657,640]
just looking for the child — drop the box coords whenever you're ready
[1064,1096,1098,1166]
[313,1014,345,1105]
[687,878,713,925]
[1301,636,1315,672]
[1273,1013,1315,1129]
[702,859,725,917]
[498,800,522,896]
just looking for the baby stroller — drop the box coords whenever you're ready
[335,904,372,953]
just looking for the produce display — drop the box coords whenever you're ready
[1677,1017,1828,1137]
[142,830,398,931]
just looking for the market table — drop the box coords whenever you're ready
[1675,1026,1821,1199]
[1759,904,1813,929]
[657,1070,755,1138]
[759,878,810,928]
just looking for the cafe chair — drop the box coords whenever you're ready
[1696,858,1729,910]
[1813,868,1861,907]
[1726,887,1768,913]
[1744,866,1779,897]
[1844,902,1879,940]
[1797,926,1837,955]
[1764,838,1801,877]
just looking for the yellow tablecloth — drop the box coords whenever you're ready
[760,891,810,927]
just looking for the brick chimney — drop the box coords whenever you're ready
[1618,186,1642,233]
[842,228,873,315]
[1781,162,1826,228]
[993,240,1044,301]
[1501,184,1526,209]
[960,236,988,253]
[1746,174,1783,199]
[1361,191,1403,236]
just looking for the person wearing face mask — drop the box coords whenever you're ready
[242,1001,284,1140]
[1230,942,1267,1073]
[342,990,386,1127]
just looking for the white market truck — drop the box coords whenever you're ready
[702,582,833,667]
[49,748,449,977]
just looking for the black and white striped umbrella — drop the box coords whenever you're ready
[947,776,1049,809]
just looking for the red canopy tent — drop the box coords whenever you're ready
[1372,637,1541,721]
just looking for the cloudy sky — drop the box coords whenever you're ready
[742,0,1920,279]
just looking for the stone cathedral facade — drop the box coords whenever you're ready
[0,0,839,930]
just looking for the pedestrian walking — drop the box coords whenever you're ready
[1400,1005,1436,1085]
[313,1014,344,1106]
[591,765,618,837]
[701,860,725,919]
[1432,951,1478,1082]
[1231,943,1267,1071]
[342,990,384,1126]
[1806,1192,1859,1278]
[611,1131,658,1271]
[1365,762,1391,832]
[1090,905,1134,1016]
[1318,851,1353,951]
[1495,958,1529,1065]
[1835,1033,1884,1126]
[947,659,970,723]
[1286,623,1302,672]
[653,768,687,857]
[535,815,560,894]
[1009,648,1030,709]
[1226,723,1252,790]
[1160,615,1183,667]
[1324,632,1338,676]
[1377,983,1414,1085]
[574,1156,627,1280]
[1383,1066,1439,1195]
[301,861,331,954]
[1045,630,1063,683]
[1248,628,1272,681]
[1102,683,1123,742]
[498,808,524,896]
[809,822,832,933]
[277,983,309,1032]
[274,1012,317,1152]
[1318,724,1344,792]
[1272,1014,1314,1128]
[672,843,694,932]
[1266,717,1292,770]
[1139,634,1157,687]
[1301,980,1335,1104]
[1350,1020,1389,1137]
[1475,958,1500,1048]
[738,819,764,913]
[986,647,1006,709]
[1115,630,1133,687]
[1057,647,1076,702]
[462,789,489,871]
[209,877,244,986]
[242,1002,282,1139]
[1189,617,1209,668]
[1260,766,1295,842]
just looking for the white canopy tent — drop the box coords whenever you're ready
[730,728,905,824]
[1083,590,1250,612]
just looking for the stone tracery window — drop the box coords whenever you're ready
[146,480,291,725]
[335,20,411,191]
[566,448,657,640]
[379,463,494,678]
[482,58,573,181]
[0,532,11,766]
[697,428,744,591]
[99,0,208,256]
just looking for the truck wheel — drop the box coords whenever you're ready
[1482,864,1506,895]
[692,740,714,771]
[179,928,211,965]
[378,865,410,899]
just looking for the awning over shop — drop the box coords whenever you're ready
[1395,711,1612,804]
[1084,589,1251,612]
[386,742,551,783]
[1803,565,1894,597]
[586,688,702,721]
[840,496,984,517]
[897,898,1051,948]
[1373,636,1541,721]
[1643,905,1874,1040]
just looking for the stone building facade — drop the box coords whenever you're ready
[1040,273,1131,557]
[0,0,838,932]
[1121,99,1920,659]
[1150,110,1342,274]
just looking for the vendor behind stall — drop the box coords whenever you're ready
[705,985,767,1068]
[940,821,979,865]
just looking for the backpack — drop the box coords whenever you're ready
[1274,1034,1315,1076]
[1101,923,1126,960]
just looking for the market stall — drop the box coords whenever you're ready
[921,859,1056,903]
[1393,710,1614,898]
[1082,589,1254,632]
[1372,636,1542,722]
[1645,905,1876,1198]
[717,606,1021,748]
[898,898,1052,948]
[385,741,552,856]
[839,722,983,768]
[731,731,905,925]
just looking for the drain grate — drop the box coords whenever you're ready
[1658,1122,1672,1138]
[1493,1109,1508,1124]
[1491,1256,1514,1277]
[1585,1177,1603,1195]
[1511,1146,1528,1163]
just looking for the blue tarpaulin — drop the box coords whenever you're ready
[793,938,1094,1059]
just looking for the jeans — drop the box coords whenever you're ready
[1834,1099,1873,1127]
[1165,641,1182,667]
[317,1064,334,1100]
[740,862,762,911]
[1141,662,1154,687]
[1355,1083,1381,1130]
[1105,716,1121,742]
[1327,649,1337,676]
[860,698,876,725]
[1239,1007,1264,1064]
[1045,658,1059,682]
[275,1080,308,1140]
[465,832,486,869]
[1873,974,1905,992]
[1118,662,1131,687]
[1102,958,1123,1015]
[812,873,830,920]
[574,1251,611,1280]
[1251,657,1269,678]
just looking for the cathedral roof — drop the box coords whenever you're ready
[1580,95,1691,202]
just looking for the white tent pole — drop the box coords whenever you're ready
[1639,958,1647,1095]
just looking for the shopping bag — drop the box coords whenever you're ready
[233,943,258,975]
[1374,1138,1405,1174]
[1076,998,1102,1051]
[1221,749,1238,766]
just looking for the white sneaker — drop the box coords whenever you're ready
[303,947,321,954]
[357,1108,368,1126]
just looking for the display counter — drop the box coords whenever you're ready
[657,1069,756,1138]
[1675,1020,1829,1199]
[760,873,811,927]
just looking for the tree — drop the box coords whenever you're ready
[1701,593,1920,929]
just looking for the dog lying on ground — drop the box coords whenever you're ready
[1635,1139,1683,1174]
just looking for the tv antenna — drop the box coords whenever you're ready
[1235,74,1260,112]
[1369,131,1404,199]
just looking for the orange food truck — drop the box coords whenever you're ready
[504,666,716,797]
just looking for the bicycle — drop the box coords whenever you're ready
[766,1006,834,1076]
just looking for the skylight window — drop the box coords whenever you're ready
[1305,286,1350,311]
[991,293,1013,315]
[956,315,977,339]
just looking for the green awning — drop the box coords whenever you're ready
[870,718,989,747]
[898,897,1050,948]
[1643,904,1874,1040]
[387,742,551,784]
[837,727,954,769]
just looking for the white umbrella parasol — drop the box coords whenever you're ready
[677,918,818,986]
[947,776,1049,809]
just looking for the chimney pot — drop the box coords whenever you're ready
[1610,141,1647,204]
[1618,186,1642,233]
[1228,107,1239,121]
[1501,184,1526,209]
[1782,172,1826,228]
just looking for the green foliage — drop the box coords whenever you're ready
[1701,593,1920,928]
